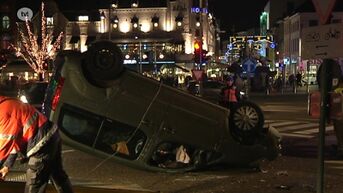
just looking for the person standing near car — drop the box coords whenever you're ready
[0,96,74,193]
[220,76,240,110]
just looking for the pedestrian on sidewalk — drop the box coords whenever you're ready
[0,96,74,193]
[296,72,302,87]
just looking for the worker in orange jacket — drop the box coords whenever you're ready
[0,96,73,193]
[220,76,240,109]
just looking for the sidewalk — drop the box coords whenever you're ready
[249,84,319,97]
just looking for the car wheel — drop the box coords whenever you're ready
[229,101,264,145]
[83,40,124,88]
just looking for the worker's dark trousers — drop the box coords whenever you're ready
[25,132,73,193]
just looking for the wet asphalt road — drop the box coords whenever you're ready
[4,86,343,193]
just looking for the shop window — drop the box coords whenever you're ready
[2,16,10,29]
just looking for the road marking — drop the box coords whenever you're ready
[174,175,229,182]
[294,125,333,134]
[325,160,343,164]
[278,123,318,132]
[62,149,75,153]
[280,133,313,138]
[267,121,300,127]
[325,160,343,171]
[265,120,334,138]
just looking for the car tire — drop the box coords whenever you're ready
[83,40,124,88]
[229,101,265,145]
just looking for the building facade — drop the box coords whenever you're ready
[261,0,343,86]
[283,4,343,80]
[0,0,219,83]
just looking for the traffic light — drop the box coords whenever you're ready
[194,40,202,64]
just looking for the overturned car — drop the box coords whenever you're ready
[43,41,281,173]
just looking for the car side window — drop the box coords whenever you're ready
[149,142,222,169]
[60,106,101,147]
[59,104,146,160]
[94,119,146,159]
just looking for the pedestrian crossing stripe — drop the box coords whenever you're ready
[265,121,300,127]
[278,123,318,132]
[325,160,343,164]
[264,120,334,138]
[294,125,333,134]
[280,133,313,138]
[325,160,343,170]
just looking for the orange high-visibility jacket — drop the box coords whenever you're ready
[0,96,57,166]
[223,87,238,103]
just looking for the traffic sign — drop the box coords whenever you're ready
[301,23,343,59]
[242,58,256,73]
[191,69,204,81]
[312,0,336,25]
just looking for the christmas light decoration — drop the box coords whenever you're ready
[11,2,63,79]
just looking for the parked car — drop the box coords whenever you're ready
[187,80,225,104]
[43,41,281,173]
[187,80,247,104]
[17,81,48,111]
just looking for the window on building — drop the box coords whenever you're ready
[46,17,53,26]
[192,0,200,7]
[131,15,139,29]
[175,14,183,27]
[2,16,10,29]
[100,12,106,33]
[151,15,159,28]
[112,15,119,29]
[309,20,318,27]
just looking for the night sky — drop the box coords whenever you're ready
[209,0,269,35]
[55,0,269,35]
[28,0,269,37]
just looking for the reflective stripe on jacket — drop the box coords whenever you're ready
[0,96,56,165]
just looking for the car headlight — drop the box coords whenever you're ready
[20,95,28,103]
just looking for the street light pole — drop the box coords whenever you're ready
[108,5,111,40]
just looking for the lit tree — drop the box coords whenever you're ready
[11,2,63,81]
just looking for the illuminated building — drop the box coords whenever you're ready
[0,0,219,80]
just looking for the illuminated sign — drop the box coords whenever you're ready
[17,7,33,21]
[124,59,137,64]
[191,7,208,14]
